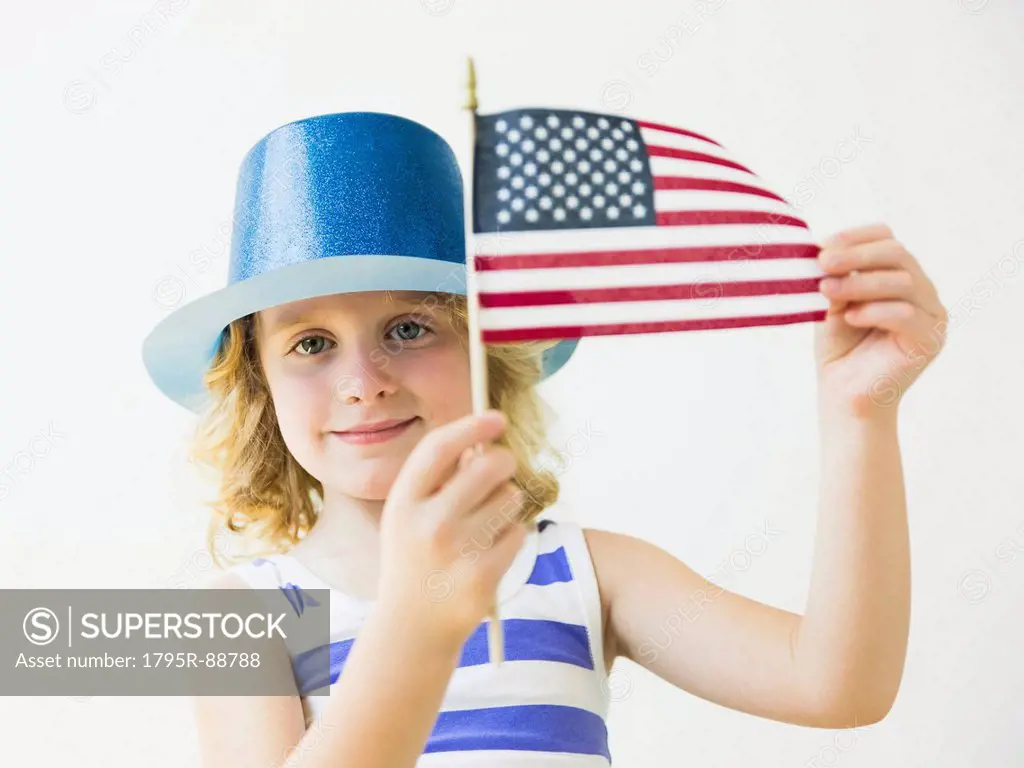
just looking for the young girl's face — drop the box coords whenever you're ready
[256,290,472,500]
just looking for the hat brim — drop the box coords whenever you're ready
[142,254,578,413]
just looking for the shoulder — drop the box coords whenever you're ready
[192,565,257,591]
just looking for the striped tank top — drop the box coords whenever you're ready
[231,517,613,766]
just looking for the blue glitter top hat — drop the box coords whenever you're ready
[141,111,578,413]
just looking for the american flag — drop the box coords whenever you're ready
[470,107,829,344]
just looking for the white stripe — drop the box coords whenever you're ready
[473,223,816,257]
[639,124,725,153]
[441,659,606,714]
[498,580,585,625]
[477,258,826,293]
[648,153,764,183]
[654,189,800,217]
[480,291,830,331]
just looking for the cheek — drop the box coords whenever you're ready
[265,367,333,443]
[408,344,472,424]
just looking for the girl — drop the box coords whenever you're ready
[142,111,947,767]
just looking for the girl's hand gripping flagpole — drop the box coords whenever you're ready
[461,56,505,668]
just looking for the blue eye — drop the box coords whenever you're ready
[291,335,335,357]
[388,319,432,342]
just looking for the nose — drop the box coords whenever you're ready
[329,341,398,404]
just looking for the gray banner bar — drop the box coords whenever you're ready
[2,589,331,696]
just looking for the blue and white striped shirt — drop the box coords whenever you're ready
[232,518,612,766]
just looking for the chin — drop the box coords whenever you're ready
[324,460,405,501]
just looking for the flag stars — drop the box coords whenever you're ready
[497,210,511,224]
[618,170,632,184]
[564,149,577,163]
[551,160,565,174]
[525,185,538,199]
[538,172,552,186]
[587,126,599,139]
[597,117,610,129]
[497,188,511,202]
[496,143,509,157]
[497,166,510,180]
[525,208,539,223]
[566,196,579,209]
[546,115,560,128]
[522,139,536,153]
[552,184,566,197]
[496,119,508,133]
[519,115,534,129]
[572,116,585,128]
[553,208,566,221]
[535,126,549,140]
[580,207,593,220]
[631,181,645,194]
[607,207,620,220]
[511,198,525,212]
[560,127,574,140]
[537,149,551,163]
[549,138,563,151]
[511,176,525,190]
[524,162,537,176]
[508,129,522,142]
[632,203,647,217]
[539,196,553,210]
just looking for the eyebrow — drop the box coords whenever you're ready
[263,293,435,334]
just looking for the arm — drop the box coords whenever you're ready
[587,409,908,729]
[193,571,464,768]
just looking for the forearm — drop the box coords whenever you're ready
[295,601,462,768]
[795,400,910,725]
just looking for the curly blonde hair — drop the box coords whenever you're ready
[188,291,564,569]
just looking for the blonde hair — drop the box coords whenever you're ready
[189,291,563,569]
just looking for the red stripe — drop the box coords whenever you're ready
[475,243,820,271]
[478,277,823,308]
[481,310,828,342]
[636,119,722,148]
[653,176,786,202]
[656,210,808,228]
[646,145,753,174]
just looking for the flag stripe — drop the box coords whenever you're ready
[482,309,828,343]
[474,224,817,257]
[635,118,722,147]
[479,291,830,332]
[476,257,824,293]
[653,189,799,216]
[475,243,820,272]
[646,144,754,174]
[478,277,823,308]
[655,210,808,228]
[653,176,787,202]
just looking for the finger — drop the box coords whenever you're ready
[462,481,525,536]
[433,444,518,520]
[819,268,915,303]
[841,300,945,346]
[820,222,894,251]
[818,238,913,277]
[395,410,507,500]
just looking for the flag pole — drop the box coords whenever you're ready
[462,56,505,668]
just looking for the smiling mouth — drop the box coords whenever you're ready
[329,417,419,444]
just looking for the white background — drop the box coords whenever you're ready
[1,0,1022,765]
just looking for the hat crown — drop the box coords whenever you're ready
[228,111,466,285]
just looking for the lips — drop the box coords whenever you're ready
[329,417,419,445]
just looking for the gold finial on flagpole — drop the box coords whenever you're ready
[464,56,478,113]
